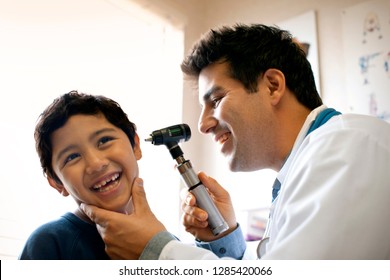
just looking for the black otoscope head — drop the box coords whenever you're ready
[145,124,191,159]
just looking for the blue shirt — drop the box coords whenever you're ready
[19,212,109,260]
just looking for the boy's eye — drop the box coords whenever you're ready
[64,153,80,165]
[98,136,114,146]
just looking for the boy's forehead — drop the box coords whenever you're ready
[65,113,107,124]
[50,113,119,150]
[54,113,112,136]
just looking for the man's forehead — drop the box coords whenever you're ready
[198,63,227,95]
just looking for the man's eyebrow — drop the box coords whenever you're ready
[202,85,222,102]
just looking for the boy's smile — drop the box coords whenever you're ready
[91,172,121,192]
[49,113,142,214]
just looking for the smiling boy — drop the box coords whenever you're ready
[19,91,143,259]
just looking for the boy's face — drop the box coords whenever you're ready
[48,113,141,214]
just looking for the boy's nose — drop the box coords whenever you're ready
[85,153,109,174]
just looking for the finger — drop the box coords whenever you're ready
[180,189,196,208]
[182,204,208,221]
[131,177,151,214]
[198,171,229,199]
[80,203,111,226]
[181,212,208,228]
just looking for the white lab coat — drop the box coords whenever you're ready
[160,106,390,259]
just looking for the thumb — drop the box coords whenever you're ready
[131,177,151,213]
[80,203,113,227]
[198,171,229,199]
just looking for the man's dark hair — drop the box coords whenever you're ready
[181,23,322,109]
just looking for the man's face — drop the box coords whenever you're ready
[198,62,276,171]
[50,113,141,213]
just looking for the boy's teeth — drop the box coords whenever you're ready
[93,173,119,189]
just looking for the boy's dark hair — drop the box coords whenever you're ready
[181,23,322,110]
[35,90,137,183]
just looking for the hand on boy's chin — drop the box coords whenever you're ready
[121,197,134,215]
[81,178,166,259]
[95,197,134,215]
[75,196,133,220]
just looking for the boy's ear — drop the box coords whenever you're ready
[263,68,286,106]
[47,176,70,197]
[133,133,142,160]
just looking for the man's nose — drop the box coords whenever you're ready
[198,107,217,134]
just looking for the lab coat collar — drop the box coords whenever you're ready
[276,105,328,188]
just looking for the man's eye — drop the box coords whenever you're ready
[64,153,80,165]
[212,97,223,108]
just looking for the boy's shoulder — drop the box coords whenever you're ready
[19,212,106,259]
[28,212,94,238]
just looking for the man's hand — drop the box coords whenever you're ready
[181,171,237,242]
[81,178,166,259]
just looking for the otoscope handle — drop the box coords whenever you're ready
[177,158,229,236]
[190,184,229,236]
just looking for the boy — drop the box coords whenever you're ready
[19,90,145,259]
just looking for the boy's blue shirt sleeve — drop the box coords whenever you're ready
[195,224,246,259]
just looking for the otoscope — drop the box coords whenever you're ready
[145,124,229,236]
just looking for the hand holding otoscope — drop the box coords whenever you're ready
[145,124,229,236]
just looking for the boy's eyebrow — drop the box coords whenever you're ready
[56,145,77,163]
[91,127,117,140]
[55,127,117,162]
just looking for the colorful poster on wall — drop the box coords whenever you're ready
[342,0,390,121]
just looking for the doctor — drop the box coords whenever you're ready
[82,23,390,259]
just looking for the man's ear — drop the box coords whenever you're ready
[47,176,70,197]
[263,68,286,106]
[133,133,142,160]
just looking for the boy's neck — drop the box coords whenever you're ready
[73,198,134,224]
